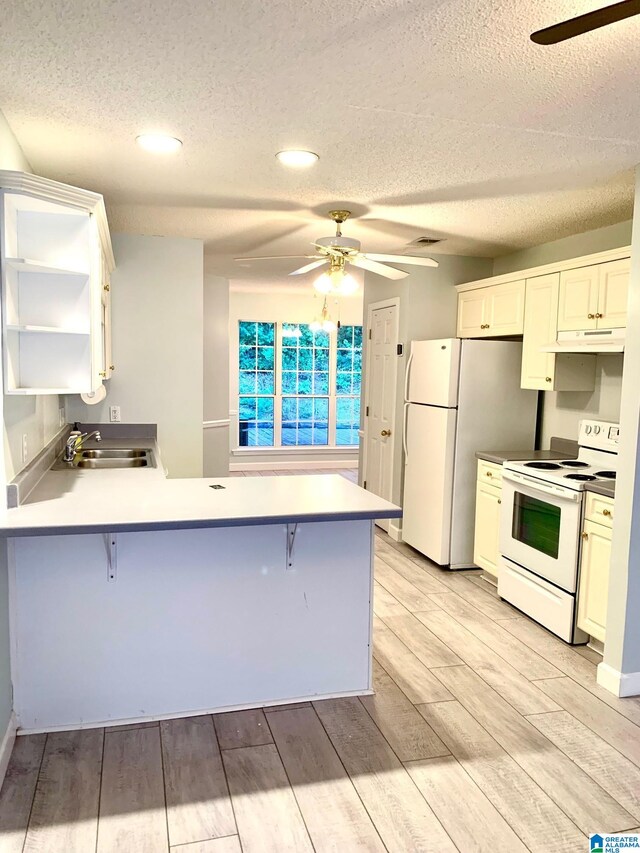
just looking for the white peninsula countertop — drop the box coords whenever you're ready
[0,454,401,537]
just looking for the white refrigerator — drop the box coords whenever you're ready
[402,338,537,569]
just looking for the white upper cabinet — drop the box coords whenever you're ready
[457,280,524,338]
[0,171,114,395]
[557,265,599,331]
[597,258,630,329]
[521,273,595,392]
[457,288,487,337]
[486,279,525,335]
[558,258,629,332]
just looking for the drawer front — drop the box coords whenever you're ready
[498,558,585,644]
[478,460,503,486]
[585,492,614,528]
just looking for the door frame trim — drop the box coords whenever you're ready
[362,297,400,530]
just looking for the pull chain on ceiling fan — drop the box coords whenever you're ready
[531,0,640,44]
[235,209,439,292]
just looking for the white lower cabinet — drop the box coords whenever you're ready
[473,461,502,579]
[577,495,614,644]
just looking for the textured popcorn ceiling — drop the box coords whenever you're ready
[1,0,638,277]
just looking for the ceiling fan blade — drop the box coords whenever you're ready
[364,253,439,268]
[289,260,328,276]
[531,0,640,44]
[350,256,409,280]
[234,254,320,261]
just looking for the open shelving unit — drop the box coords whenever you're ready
[0,172,114,395]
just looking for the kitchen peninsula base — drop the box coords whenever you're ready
[10,518,375,733]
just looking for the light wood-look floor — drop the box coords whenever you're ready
[2,473,640,852]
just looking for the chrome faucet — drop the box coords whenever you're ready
[64,430,102,462]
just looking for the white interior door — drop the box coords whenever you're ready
[363,301,399,531]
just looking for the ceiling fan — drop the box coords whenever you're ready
[234,210,439,294]
[531,0,640,44]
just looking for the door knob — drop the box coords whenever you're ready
[381,429,391,437]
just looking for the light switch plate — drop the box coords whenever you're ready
[109,406,121,423]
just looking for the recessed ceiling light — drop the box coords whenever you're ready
[275,150,319,168]
[136,133,183,154]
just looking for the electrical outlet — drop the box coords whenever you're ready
[22,433,28,464]
[59,407,66,428]
[109,406,121,423]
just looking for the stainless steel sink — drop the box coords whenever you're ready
[80,449,148,459]
[76,457,150,469]
[52,447,155,470]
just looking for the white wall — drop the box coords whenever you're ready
[204,269,230,476]
[603,170,640,691]
[0,110,35,748]
[0,110,31,172]
[361,255,494,506]
[67,234,204,477]
[229,286,363,466]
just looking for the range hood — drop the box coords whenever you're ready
[542,328,625,354]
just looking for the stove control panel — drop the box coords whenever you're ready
[579,419,620,451]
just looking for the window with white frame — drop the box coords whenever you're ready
[237,320,362,448]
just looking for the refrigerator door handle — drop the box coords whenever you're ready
[404,351,414,403]
[403,402,410,460]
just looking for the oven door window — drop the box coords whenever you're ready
[512,491,561,559]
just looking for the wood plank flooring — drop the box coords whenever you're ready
[2,501,640,852]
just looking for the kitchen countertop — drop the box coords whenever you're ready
[476,436,579,466]
[476,449,568,464]
[0,441,402,536]
[584,480,616,499]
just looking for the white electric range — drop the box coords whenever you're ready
[498,419,618,643]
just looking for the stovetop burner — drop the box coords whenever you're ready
[595,471,616,480]
[560,460,589,468]
[524,462,562,470]
[564,473,597,481]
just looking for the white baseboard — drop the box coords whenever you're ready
[597,662,640,697]
[230,459,358,472]
[0,713,17,788]
[388,520,402,542]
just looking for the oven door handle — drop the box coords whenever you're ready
[502,470,582,502]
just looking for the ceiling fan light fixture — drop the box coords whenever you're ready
[136,133,183,154]
[275,150,319,168]
[313,272,334,294]
[335,272,359,296]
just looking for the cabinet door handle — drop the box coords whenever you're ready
[545,376,552,383]
[109,364,115,371]
[582,531,589,540]
[103,283,110,292]
[497,498,502,505]
[596,313,603,319]
[486,471,493,477]
[588,313,595,319]
[99,371,106,378]
[602,508,612,517]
